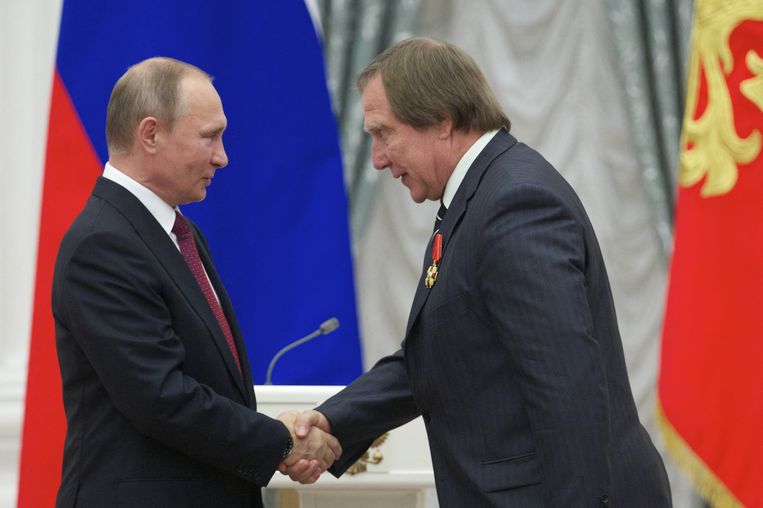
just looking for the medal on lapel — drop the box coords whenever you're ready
[425,233,443,288]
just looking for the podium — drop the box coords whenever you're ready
[255,386,435,508]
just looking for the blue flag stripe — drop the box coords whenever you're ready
[57,0,363,384]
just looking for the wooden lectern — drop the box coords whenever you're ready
[256,386,435,508]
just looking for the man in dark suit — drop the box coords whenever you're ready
[53,57,339,507]
[284,38,671,506]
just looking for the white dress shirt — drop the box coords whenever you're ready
[102,162,220,301]
[102,162,180,249]
[442,129,500,208]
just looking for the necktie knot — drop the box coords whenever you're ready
[437,201,447,221]
[434,201,448,232]
[172,211,192,239]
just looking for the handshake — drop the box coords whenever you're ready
[276,410,340,484]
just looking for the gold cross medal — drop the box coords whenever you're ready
[425,233,443,288]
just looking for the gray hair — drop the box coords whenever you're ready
[106,56,210,154]
[356,37,510,132]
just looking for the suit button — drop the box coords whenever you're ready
[600,494,609,505]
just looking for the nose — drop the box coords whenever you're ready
[212,139,228,169]
[371,138,390,170]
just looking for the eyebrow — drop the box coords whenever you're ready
[364,123,383,134]
[202,125,226,136]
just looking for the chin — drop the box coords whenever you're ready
[190,190,207,203]
[408,191,427,204]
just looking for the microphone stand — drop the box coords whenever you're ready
[265,318,339,385]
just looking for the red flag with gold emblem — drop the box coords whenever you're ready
[658,1,763,506]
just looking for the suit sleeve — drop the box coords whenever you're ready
[317,349,420,476]
[476,183,611,504]
[58,230,290,486]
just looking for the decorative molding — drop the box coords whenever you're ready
[347,433,388,475]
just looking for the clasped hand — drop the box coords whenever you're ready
[276,410,339,484]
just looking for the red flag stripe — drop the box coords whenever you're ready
[17,70,102,508]
[658,5,763,507]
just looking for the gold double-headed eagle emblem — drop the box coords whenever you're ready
[680,0,763,197]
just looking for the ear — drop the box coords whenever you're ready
[136,117,160,154]
[436,116,453,140]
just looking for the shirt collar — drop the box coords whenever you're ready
[442,129,500,208]
[102,162,179,237]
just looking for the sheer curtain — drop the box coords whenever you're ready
[604,0,694,255]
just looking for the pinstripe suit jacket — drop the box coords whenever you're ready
[319,130,671,507]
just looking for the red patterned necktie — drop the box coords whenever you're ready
[172,212,242,377]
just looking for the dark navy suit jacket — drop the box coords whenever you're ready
[319,130,671,507]
[53,178,290,507]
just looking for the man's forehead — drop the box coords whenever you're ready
[362,97,386,128]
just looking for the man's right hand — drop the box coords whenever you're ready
[276,410,340,484]
[276,410,336,484]
[293,410,331,438]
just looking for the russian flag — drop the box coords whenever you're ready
[18,1,362,505]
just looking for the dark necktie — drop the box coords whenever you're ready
[172,212,242,377]
[434,200,448,232]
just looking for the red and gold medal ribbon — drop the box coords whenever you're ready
[431,233,442,265]
[425,233,443,288]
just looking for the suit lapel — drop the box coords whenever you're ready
[405,233,440,336]
[404,130,517,338]
[93,178,249,401]
[194,230,255,403]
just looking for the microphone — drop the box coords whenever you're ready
[265,318,340,385]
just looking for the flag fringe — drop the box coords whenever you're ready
[656,401,744,508]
